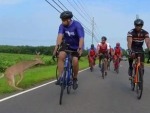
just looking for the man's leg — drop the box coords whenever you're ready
[104,58,108,75]
[72,56,79,90]
[99,55,101,68]
[128,57,133,79]
[56,51,66,85]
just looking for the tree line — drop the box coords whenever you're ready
[0,45,88,56]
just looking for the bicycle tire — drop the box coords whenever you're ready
[59,84,64,105]
[56,66,59,80]
[115,59,119,74]
[67,86,71,94]
[137,68,143,99]
[107,60,110,70]
[131,77,135,91]
[101,63,105,79]
[59,70,66,105]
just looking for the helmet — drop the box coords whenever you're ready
[60,11,73,19]
[91,44,94,48]
[101,36,107,41]
[134,19,144,26]
[116,42,120,47]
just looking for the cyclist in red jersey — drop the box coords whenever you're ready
[113,42,122,70]
[97,36,110,75]
[109,45,114,63]
[88,44,96,70]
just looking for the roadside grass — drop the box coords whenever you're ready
[0,56,89,94]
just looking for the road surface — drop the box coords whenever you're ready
[0,61,150,113]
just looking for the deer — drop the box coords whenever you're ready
[0,52,44,90]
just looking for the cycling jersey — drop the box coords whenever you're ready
[114,47,121,56]
[88,48,96,57]
[127,29,149,50]
[97,42,110,53]
[58,20,84,50]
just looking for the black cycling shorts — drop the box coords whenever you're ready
[131,48,144,62]
[58,43,79,58]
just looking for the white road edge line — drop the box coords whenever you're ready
[0,67,89,103]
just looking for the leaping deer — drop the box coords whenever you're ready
[0,52,44,90]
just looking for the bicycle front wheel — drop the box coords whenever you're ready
[101,63,105,79]
[59,84,64,105]
[131,77,135,91]
[59,71,66,105]
[137,68,143,99]
[56,66,59,80]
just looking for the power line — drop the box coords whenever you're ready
[77,0,92,20]
[67,0,91,24]
[72,0,91,23]
[51,0,65,11]
[45,0,61,13]
[57,0,69,11]
[45,0,98,42]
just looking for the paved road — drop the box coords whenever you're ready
[0,61,150,113]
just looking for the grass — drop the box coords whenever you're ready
[0,57,89,94]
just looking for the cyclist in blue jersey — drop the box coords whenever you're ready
[53,11,84,90]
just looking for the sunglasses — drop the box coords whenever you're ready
[135,25,142,27]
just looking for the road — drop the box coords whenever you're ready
[0,61,150,113]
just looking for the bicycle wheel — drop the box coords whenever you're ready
[137,68,143,99]
[116,62,119,74]
[56,66,59,80]
[67,86,71,94]
[107,60,110,70]
[59,71,66,105]
[115,59,119,74]
[101,63,105,79]
[90,66,93,72]
[131,77,135,91]
[59,84,64,105]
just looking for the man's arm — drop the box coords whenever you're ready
[53,34,63,55]
[76,22,84,56]
[145,38,150,50]
[127,36,132,50]
[79,38,84,49]
[53,25,64,56]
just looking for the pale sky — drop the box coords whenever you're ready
[0,0,150,49]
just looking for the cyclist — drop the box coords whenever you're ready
[108,45,114,64]
[88,44,96,70]
[53,11,84,89]
[97,36,110,75]
[127,18,150,80]
[113,42,122,71]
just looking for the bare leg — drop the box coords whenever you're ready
[104,58,108,74]
[58,51,66,77]
[72,57,79,79]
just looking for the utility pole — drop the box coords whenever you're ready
[92,17,94,44]
[136,14,139,19]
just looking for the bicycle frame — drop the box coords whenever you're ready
[133,57,141,84]
[61,52,73,86]
[130,51,144,99]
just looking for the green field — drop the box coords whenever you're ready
[0,53,89,94]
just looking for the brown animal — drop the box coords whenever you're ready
[0,52,44,90]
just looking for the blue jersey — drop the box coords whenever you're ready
[58,20,84,50]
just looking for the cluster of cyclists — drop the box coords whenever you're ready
[52,11,150,90]
[88,37,122,75]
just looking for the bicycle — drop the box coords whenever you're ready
[114,55,120,74]
[107,57,111,70]
[88,56,95,72]
[130,51,144,99]
[59,50,77,105]
[99,54,107,79]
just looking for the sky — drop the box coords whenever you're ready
[0,0,150,49]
